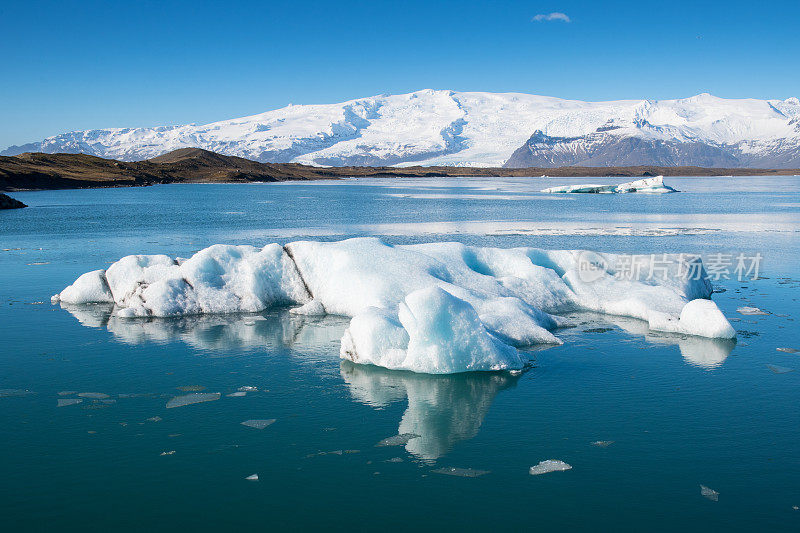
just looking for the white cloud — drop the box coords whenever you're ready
[532,12,571,23]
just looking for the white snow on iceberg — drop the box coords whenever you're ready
[53,238,735,374]
[541,176,678,194]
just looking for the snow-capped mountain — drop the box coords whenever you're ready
[4,90,800,168]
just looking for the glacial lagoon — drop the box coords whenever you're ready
[1,176,799,530]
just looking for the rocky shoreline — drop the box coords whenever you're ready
[2,147,798,192]
[0,192,26,209]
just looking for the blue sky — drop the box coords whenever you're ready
[1,0,798,149]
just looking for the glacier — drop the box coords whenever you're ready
[5,90,800,168]
[53,238,736,374]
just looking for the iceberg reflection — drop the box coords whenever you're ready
[576,313,737,369]
[58,302,348,352]
[340,361,519,460]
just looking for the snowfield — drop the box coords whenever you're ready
[53,238,736,374]
[5,90,799,167]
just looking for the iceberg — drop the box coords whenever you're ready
[54,237,735,374]
[541,176,678,194]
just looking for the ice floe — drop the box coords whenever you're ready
[431,467,490,478]
[529,460,572,475]
[241,419,276,429]
[165,392,221,408]
[541,176,678,194]
[700,485,719,501]
[54,237,735,374]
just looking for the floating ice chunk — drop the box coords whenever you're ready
[245,474,259,481]
[57,398,83,407]
[432,467,490,478]
[57,391,77,396]
[165,392,221,408]
[146,416,162,422]
[529,460,572,475]
[78,392,110,399]
[542,176,678,194]
[767,364,794,374]
[591,440,614,448]
[58,237,732,374]
[376,433,421,447]
[700,485,719,501]
[227,392,247,397]
[238,386,258,392]
[777,347,799,354]
[176,385,205,392]
[241,419,276,429]
[160,450,176,456]
[737,306,769,315]
[0,389,34,398]
[290,299,326,315]
[648,299,736,339]
[52,269,113,304]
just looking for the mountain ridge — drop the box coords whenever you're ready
[3,90,800,168]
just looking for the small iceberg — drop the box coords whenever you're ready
[241,419,276,429]
[541,176,678,194]
[700,485,719,501]
[529,459,572,475]
[431,467,490,478]
[165,392,221,408]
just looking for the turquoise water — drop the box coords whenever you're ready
[1,177,799,531]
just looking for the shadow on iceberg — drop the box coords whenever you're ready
[340,360,519,460]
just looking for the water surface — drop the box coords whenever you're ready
[1,176,799,531]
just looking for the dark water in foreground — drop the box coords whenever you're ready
[1,177,799,531]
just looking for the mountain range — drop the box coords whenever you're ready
[4,90,799,168]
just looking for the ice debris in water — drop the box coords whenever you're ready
[165,392,221,408]
[245,474,259,481]
[700,485,719,501]
[237,386,258,392]
[78,392,110,399]
[376,433,420,447]
[160,450,176,456]
[241,419,276,429]
[57,391,77,396]
[0,389,34,398]
[55,237,735,374]
[777,347,799,354]
[432,467,490,478]
[541,176,678,194]
[57,398,83,407]
[529,460,572,476]
[737,306,769,315]
[227,392,247,397]
[176,385,205,392]
[591,440,614,448]
[767,364,794,374]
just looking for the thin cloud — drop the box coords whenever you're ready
[532,12,571,23]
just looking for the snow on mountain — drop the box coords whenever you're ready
[4,90,800,167]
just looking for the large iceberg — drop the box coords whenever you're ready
[541,176,678,194]
[53,238,735,374]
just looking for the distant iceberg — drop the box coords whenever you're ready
[53,238,735,374]
[541,176,678,194]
